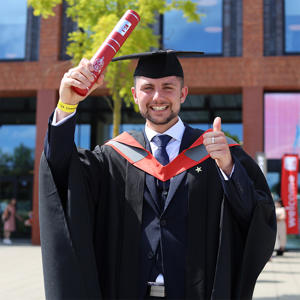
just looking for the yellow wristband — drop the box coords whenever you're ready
[57,99,78,113]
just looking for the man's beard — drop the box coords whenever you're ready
[140,109,179,125]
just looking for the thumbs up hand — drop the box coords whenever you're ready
[203,117,233,176]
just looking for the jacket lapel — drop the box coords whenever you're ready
[164,125,205,212]
[145,174,161,214]
[164,171,186,211]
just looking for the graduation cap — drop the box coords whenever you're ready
[112,50,204,78]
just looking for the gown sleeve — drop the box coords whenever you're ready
[212,146,276,299]
[218,146,275,228]
[39,112,104,299]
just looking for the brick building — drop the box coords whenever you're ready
[0,0,299,244]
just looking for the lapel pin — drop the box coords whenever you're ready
[195,166,202,173]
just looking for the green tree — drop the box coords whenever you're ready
[11,144,34,176]
[0,144,33,176]
[28,0,202,136]
[223,131,242,145]
[0,149,13,176]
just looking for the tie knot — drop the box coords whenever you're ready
[152,135,172,148]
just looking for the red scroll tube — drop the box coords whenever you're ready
[72,10,140,96]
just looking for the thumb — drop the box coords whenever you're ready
[213,117,222,132]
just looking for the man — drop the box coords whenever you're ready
[39,50,276,300]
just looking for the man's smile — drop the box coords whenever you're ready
[151,105,169,111]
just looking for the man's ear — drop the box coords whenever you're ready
[131,87,138,104]
[180,86,188,104]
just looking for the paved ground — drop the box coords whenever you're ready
[253,251,300,300]
[0,239,300,299]
[0,240,44,300]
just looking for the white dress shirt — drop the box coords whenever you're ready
[52,108,76,126]
[145,117,185,162]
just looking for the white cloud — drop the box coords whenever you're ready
[289,24,300,31]
[198,0,218,7]
[5,53,17,59]
[204,26,222,33]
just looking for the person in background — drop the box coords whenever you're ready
[2,198,22,245]
[275,200,287,256]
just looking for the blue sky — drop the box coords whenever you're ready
[164,0,223,54]
[0,0,27,59]
[0,124,92,155]
[285,0,300,15]
[0,125,36,154]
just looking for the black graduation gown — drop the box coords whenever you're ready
[39,125,276,300]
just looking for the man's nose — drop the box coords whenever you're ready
[153,89,163,101]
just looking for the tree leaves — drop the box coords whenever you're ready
[28,0,62,18]
[0,145,34,176]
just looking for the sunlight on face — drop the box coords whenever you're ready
[131,76,188,132]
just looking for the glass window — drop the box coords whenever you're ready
[264,93,300,159]
[266,172,280,199]
[163,0,223,54]
[109,124,145,139]
[0,125,35,238]
[0,125,35,155]
[75,124,91,148]
[180,94,242,142]
[0,97,36,238]
[0,0,28,60]
[285,0,300,53]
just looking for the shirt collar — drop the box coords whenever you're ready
[145,117,185,143]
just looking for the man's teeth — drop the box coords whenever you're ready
[152,106,167,111]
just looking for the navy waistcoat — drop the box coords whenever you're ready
[139,135,188,299]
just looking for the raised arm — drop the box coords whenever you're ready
[44,58,104,200]
[57,57,104,121]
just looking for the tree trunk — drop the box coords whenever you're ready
[112,96,122,137]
